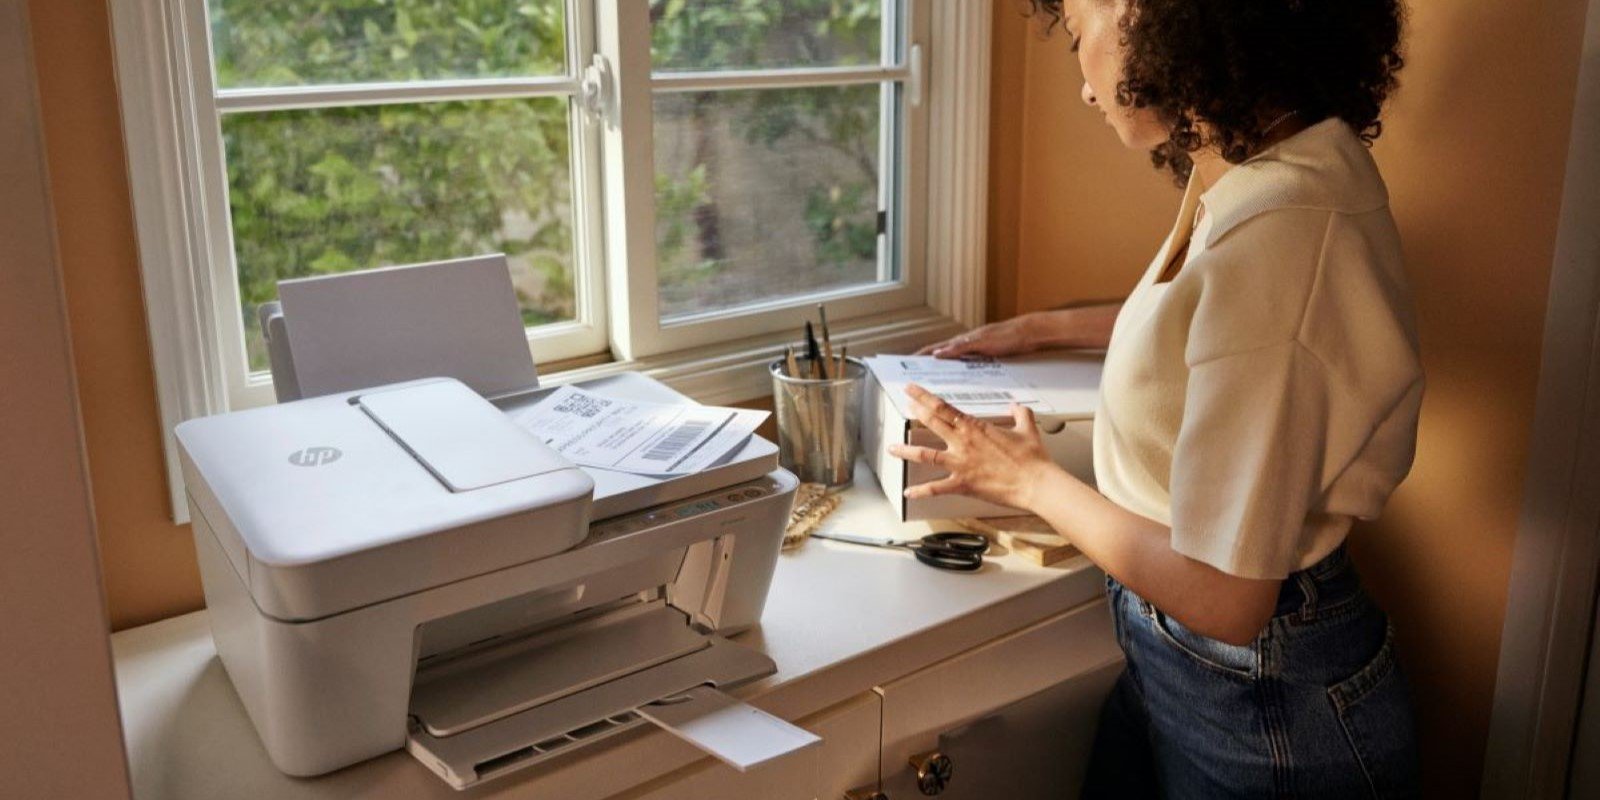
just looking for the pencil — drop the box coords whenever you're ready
[830,346,847,481]
[782,345,814,471]
[818,304,834,380]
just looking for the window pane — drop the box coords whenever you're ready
[223,99,575,372]
[650,0,882,72]
[209,0,566,88]
[654,85,887,319]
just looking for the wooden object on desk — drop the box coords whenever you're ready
[784,483,841,549]
[956,516,1079,566]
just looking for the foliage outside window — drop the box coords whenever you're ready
[204,0,903,372]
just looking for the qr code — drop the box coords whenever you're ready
[552,393,610,418]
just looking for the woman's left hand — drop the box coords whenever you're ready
[887,384,1060,509]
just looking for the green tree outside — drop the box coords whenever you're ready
[212,0,885,370]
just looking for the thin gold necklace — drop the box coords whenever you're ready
[1262,110,1300,137]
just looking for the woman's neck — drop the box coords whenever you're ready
[1188,115,1312,193]
[1190,150,1231,194]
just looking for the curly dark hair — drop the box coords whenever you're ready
[1025,0,1405,183]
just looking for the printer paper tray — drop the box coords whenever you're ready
[406,635,811,789]
[411,602,711,737]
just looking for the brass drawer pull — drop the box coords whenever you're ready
[909,750,953,795]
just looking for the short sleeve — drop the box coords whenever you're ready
[1167,341,1334,578]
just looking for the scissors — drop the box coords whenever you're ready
[810,531,990,571]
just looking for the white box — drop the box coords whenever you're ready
[861,351,1102,521]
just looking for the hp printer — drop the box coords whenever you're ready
[176,255,810,789]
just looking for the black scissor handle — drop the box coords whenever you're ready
[923,531,990,555]
[911,546,984,571]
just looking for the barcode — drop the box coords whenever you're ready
[939,390,1014,402]
[642,420,712,461]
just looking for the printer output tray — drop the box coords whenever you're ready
[406,603,802,789]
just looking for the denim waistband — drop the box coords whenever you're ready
[1273,545,1362,619]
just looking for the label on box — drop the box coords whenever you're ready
[864,355,1055,416]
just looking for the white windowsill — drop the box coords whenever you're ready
[539,306,960,404]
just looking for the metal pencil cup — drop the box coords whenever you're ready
[770,356,865,488]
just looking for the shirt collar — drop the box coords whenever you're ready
[1197,118,1390,248]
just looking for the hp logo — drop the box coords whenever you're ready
[288,446,343,467]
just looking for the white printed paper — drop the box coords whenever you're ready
[512,386,766,475]
[637,685,821,772]
[675,408,770,473]
[864,355,1054,416]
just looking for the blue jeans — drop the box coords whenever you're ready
[1082,547,1420,799]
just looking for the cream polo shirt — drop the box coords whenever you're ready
[1092,118,1424,579]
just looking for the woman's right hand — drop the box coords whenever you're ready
[915,314,1039,358]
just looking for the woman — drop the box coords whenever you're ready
[902,0,1422,797]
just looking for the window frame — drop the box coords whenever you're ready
[109,0,992,523]
[598,0,930,360]
[189,0,611,410]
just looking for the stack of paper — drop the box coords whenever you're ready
[512,386,768,476]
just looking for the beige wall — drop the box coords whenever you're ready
[29,0,203,630]
[3,0,133,794]
[987,2,1589,796]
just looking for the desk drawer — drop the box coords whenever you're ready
[878,597,1122,798]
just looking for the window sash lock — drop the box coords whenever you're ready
[580,54,614,125]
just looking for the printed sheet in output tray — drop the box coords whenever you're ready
[511,386,769,475]
[864,355,1056,417]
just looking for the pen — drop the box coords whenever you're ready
[804,321,821,379]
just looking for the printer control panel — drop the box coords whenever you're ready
[589,476,783,540]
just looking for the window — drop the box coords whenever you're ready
[637,1,924,353]
[196,0,605,406]
[111,0,990,520]
[175,0,935,405]
[213,21,588,366]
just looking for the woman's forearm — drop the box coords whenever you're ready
[1022,303,1123,350]
[1023,468,1281,645]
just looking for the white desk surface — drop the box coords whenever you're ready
[112,460,1107,800]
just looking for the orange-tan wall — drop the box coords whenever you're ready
[987,2,1588,797]
[6,2,134,792]
[29,0,203,630]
